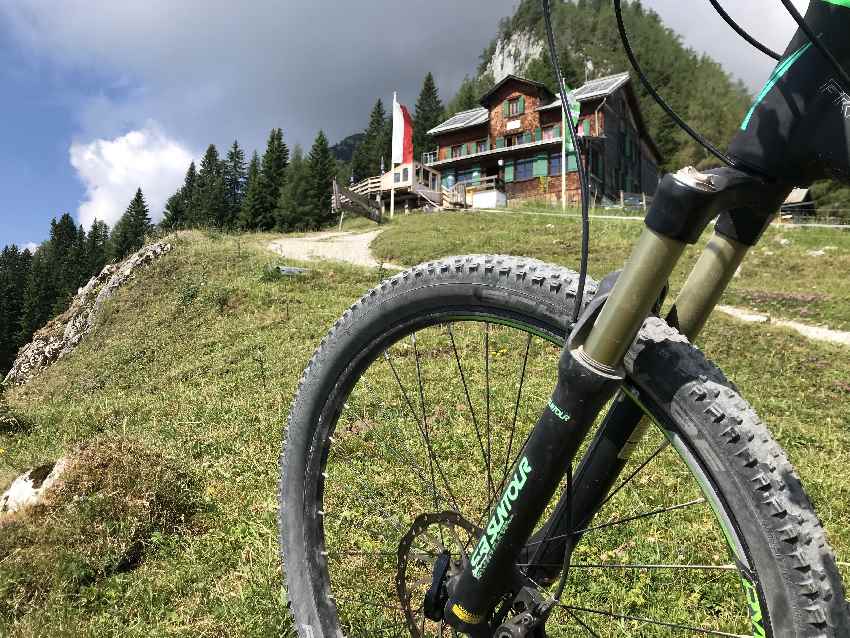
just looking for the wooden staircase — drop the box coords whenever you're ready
[332,179,383,224]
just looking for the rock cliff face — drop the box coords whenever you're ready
[482,30,544,83]
[3,241,173,386]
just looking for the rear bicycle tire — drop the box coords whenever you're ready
[279,254,848,637]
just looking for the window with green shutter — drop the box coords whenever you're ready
[554,124,561,138]
[534,127,542,142]
[523,132,532,144]
[503,101,510,117]
[496,137,505,149]
[504,160,515,182]
[461,143,468,156]
[533,154,548,177]
[583,119,591,136]
[567,152,578,172]
[518,96,525,114]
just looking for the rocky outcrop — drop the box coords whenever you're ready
[482,30,544,83]
[3,241,173,386]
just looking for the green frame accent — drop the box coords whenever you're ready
[504,160,515,183]
[533,154,548,177]
[741,42,813,130]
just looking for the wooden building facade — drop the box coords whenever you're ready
[424,73,662,206]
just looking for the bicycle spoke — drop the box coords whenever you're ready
[484,322,494,500]
[566,608,602,638]
[524,498,707,547]
[503,332,532,489]
[411,334,463,514]
[595,438,671,512]
[446,324,490,496]
[561,604,751,637]
[516,562,737,571]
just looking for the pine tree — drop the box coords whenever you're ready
[0,245,32,373]
[307,131,336,228]
[445,76,481,117]
[351,99,390,181]
[191,145,226,228]
[252,129,290,230]
[111,188,151,261]
[412,72,444,162]
[86,219,110,276]
[18,245,54,344]
[48,213,85,312]
[222,140,247,228]
[238,152,263,229]
[162,162,197,230]
[275,146,313,231]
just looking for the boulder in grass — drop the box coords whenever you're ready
[0,459,67,517]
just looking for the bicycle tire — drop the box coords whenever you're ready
[278,254,848,637]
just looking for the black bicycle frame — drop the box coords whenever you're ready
[444,167,792,633]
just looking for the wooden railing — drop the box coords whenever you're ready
[350,176,382,197]
[422,150,439,165]
[460,175,505,193]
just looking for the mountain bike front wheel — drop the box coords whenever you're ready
[279,254,848,637]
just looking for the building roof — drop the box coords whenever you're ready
[427,107,490,136]
[784,188,811,205]
[477,74,555,108]
[537,72,632,112]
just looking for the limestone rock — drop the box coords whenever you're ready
[0,459,67,518]
[3,241,172,385]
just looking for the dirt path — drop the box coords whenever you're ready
[717,305,850,347]
[268,230,400,270]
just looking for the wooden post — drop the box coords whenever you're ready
[561,106,567,214]
[390,175,396,220]
[620,190,625,209]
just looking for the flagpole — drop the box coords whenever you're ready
[390,92,397,220]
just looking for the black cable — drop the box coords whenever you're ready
[614,0,736,169]
[779,0,850,91]
[708,0,781,61]
[541,0,589,325]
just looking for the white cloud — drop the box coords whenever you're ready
[23,242,38,252]
[69,125,195,229]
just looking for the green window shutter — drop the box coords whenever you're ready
[567,152,578,172]
[504,160,515,182]
[461,143,468,156]
[503,101,509,117]
[583,119,591,136]
[518,96,525,114]
[533,154,548,177]
[496,136,505,149]
[534,127,542,142]
[523,132,532,144]
[484,139,490,151]
[554,124,561,138]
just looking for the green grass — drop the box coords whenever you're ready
[0,215,848,636]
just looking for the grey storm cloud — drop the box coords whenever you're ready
[0,0,811,155]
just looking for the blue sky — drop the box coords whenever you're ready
[0,0,807,250]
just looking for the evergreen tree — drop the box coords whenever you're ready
[238,152,263,229]
[412,72,444,162]
[445,76,482,117]
[162,162,197,230]
[351,99,391,181]
[111,188,151,261]
[222,140,247,227]
[18,245,54,344]
[86,219,110,275]
[252,129,290,230]
[275,146,313,231]
[48,213,86,312]
[0,245,32,373]
[191,145,226,227]
[307,130,336,228]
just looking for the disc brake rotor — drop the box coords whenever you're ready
[396,511,480,637]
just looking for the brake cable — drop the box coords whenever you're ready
[778,0,850,90]
[708,0,782,61]
[541,0,589,326]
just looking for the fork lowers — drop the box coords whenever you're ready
[444,340,624,630]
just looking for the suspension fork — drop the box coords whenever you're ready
[444,167,792,632]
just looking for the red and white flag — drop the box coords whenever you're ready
[392,92,414,165]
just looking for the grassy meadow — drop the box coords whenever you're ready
[0,212,848,636]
